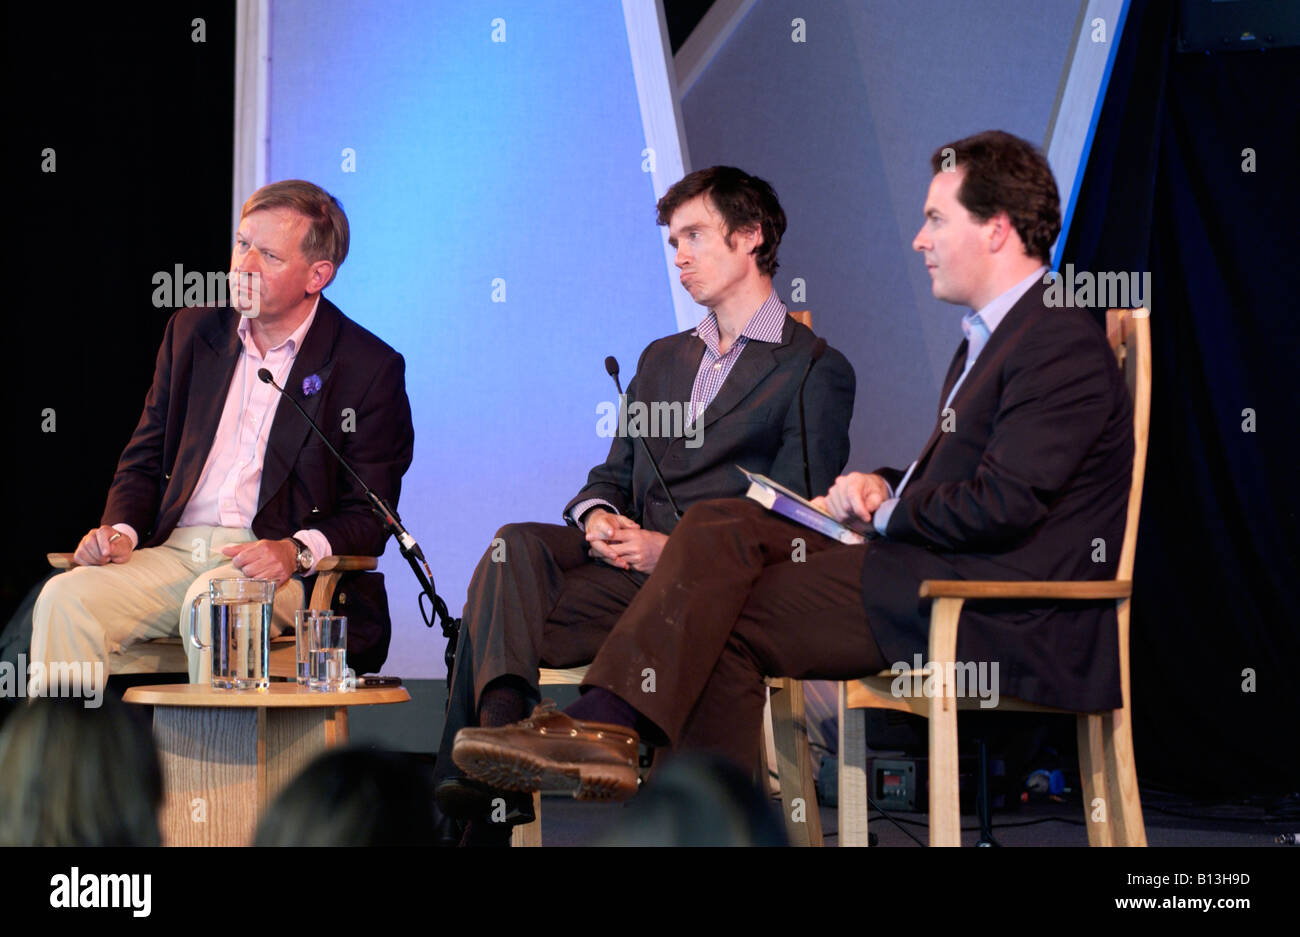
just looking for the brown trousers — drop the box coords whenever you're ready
[584,498,886,769]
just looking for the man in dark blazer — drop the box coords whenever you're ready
[451,131,1133,796]
[31,180,412,689]
[434,167,856,840]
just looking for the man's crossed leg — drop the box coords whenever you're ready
[451,499,886,796]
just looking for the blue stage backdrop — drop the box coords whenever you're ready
[267,1,675,677]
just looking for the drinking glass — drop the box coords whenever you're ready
[306,614,348,692]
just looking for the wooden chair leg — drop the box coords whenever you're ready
[927,597,963,847]
[928,700,961,846]
[1105,707,1148,846]
[1077,712,1113,846]
[770,679,823,847]
[510,792,544,847]
[760,692,779,796]
[838,683,870,846]
[1101,598,1146,847]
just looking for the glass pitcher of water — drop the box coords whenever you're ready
[188,578,276,689]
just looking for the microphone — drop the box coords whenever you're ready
[256,367,425,563]
[604,356,682,522]
[257,368,460,675]
[798,338,828,498]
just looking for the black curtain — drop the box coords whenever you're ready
[3,5,234,625]
[1063,0,1300,794]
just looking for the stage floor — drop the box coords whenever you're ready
[531,795,1286,847]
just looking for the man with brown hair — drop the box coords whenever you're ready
[31,179,413,689]
[433,166,856,842]
[452,131,1133,795]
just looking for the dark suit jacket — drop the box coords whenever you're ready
[863,286,1133,712]
[564,315,856,533]
[101,297,414,673]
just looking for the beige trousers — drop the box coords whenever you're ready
[30,526,304,688]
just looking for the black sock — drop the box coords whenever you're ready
[565,687,640,731]
[478,676,531,728]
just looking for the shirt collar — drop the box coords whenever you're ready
[694,290,788,352]
[965,265,1047,339]
[237,294,321,359]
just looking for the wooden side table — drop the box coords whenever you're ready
[123,682,409,846]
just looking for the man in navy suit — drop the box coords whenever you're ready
[451,131,1133,796]
[31,180,412,690]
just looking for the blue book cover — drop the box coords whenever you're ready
[739,467,870,545]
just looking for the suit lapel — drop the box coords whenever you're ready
[257,297,341,512]
[905,341,967,483]
[670,330,704,403]
[908,289,1043,485]
[937,340,968,418]
[946,287,1040,411]
[169,310,242,517]
[639,329,703,462]
[697,316,789,432]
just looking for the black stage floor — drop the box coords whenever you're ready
[530,792,1292,847]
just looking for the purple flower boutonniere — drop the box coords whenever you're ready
[302,374,323,397]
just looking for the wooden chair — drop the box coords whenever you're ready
[820,307,1151,847]
[45,552,377,677]
[510,310,825,847]
[765,676,824,845]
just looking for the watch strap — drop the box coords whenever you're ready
[289,536,312,573]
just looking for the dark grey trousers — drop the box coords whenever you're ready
[433,522,647,784]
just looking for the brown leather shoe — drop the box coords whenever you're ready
[452,701,639,801]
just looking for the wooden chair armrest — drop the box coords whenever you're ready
[50,553,379,573]
[919,579,1132,600]
[312,555,378,573]
[305,556,379,615]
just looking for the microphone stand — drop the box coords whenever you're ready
[363,489,461,676]
[605,356,682,521]
[256,369,460,674]
[798,338,828,498]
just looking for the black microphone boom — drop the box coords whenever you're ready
[604,356,682,522]
[255,368,458,659]
[798,338,828,499]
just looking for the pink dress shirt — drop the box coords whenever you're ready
[114,299,332,572]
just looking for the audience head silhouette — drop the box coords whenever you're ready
[597,752,788,846]
[255,748,439,846]
[0,694,163,846]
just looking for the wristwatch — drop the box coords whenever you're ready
[289,536,314,574]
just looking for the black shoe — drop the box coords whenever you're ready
[435,776,535,825]
[431,799,463,848]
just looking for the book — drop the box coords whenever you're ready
[739,467,872,545]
